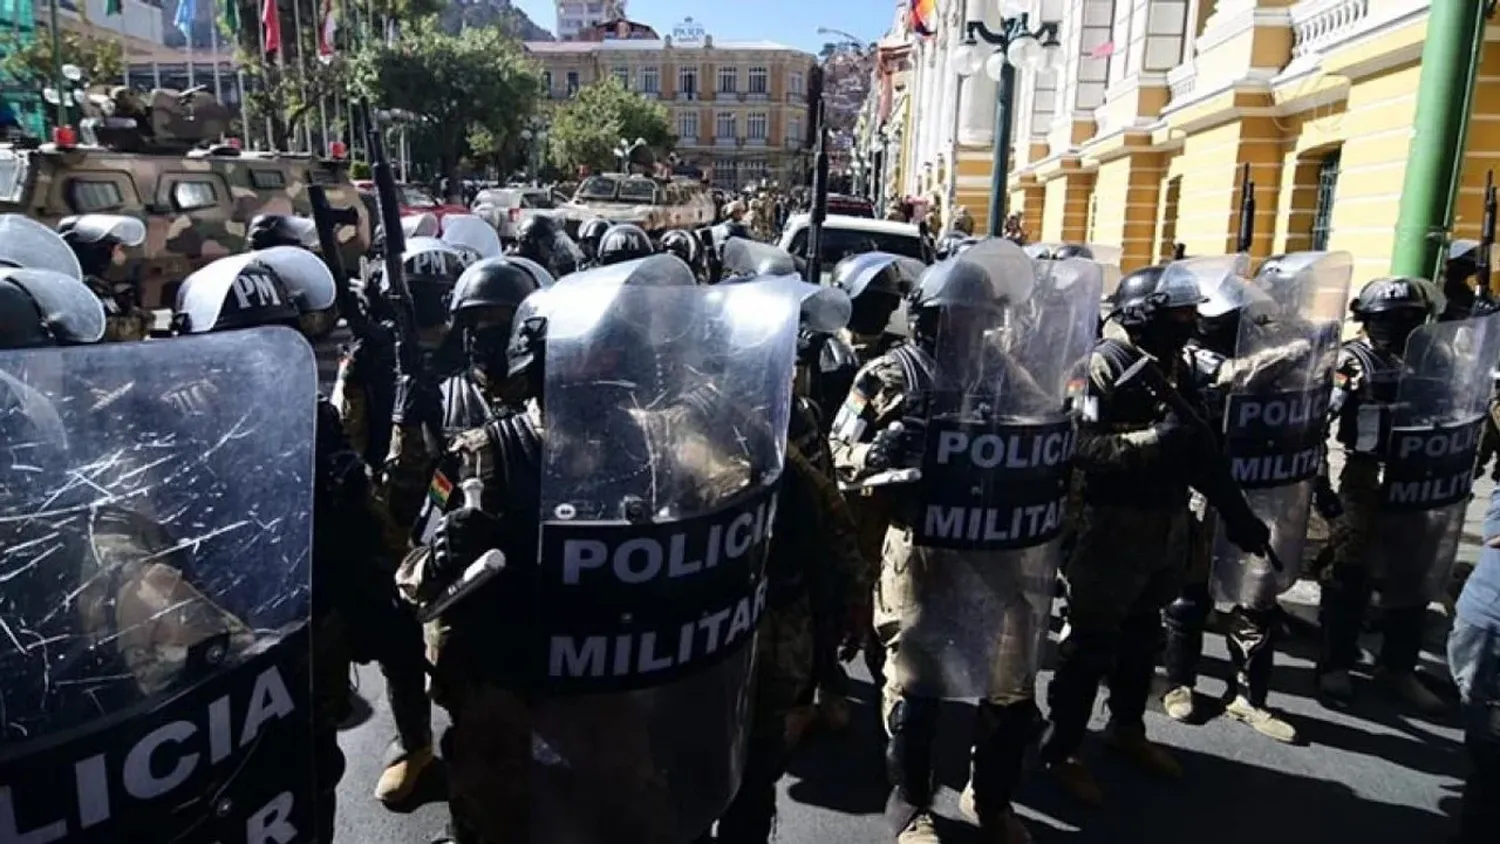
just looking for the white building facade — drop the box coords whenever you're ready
[556,0,626,40]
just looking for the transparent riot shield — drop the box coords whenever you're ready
[1373,311,1500,605]
[720,237,797,279]
[0,326,317,842]
[0,214,84,279]
[894,242,1097,700]
[1211,251,1353,607]
[536,281,797,842]
[442,213,504,260]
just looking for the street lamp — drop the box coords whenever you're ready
[953,1,1062,237]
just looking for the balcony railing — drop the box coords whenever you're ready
[746,91,768,102]
[1290,0,1372,59]
[744,137,767,147]
[676,91,698,101]
[714,136,739,147]
[1167,63,1196,101]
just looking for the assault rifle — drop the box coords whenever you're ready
[307,184,374,341]
[1477,169,1496,307]
[1236,162,1255,254]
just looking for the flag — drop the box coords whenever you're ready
[1089,40,1116,59]
[218,0,240,37]
[262,0,282,57]
[909,0,936,37]
[174,0,197,39]
[105,0,122,16]
[317,0,337,63]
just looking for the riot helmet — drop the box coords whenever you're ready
[832,251,922,336]
[451,257,542,379]
[715,220,749,244]
[173,252,303,334]
[0,268,108,348]
[596,224,655,266]
[907,257,1005,355]
[935,232,969,261]
[1110,262,1204,355]
[659,229,702,275]
[402,213,441,239]
[516,214,561,257]
[1196,265,1266,357]
[57,214,146,278]
[1350,276,1433,353]
[254,246,338,337]
[396,237,467,333]
[1052,243,1095,261]
[246,214,318,251]
[578,217,613,262]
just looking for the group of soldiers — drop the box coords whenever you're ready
[0,190,1494,844]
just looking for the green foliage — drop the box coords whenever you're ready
[0,30,125,90]
[349,18,542,182]
[546,76,672,175]
[350,160,372,179]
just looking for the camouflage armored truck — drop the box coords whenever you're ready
[0,85,370,310]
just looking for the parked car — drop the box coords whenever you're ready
[352,180,469,221]
[472,186,565,242]
[778,213,931,282]
[826,193,876,218]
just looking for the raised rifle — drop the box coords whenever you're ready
[806,99,830,284]
[1477,169,1496,307]
[307,184,374,341]
[1236,162,1255,254]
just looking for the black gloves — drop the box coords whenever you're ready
[392,374,440,428]
[431,506,501,585]
[1223,511,1272,558]
[866,418,925,472]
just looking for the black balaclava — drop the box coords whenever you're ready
[848,290,900,337]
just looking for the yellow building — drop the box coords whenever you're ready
[909,0,1496,289]
[525,27,815,189]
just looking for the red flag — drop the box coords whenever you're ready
[1089,40,1116,59]
[318,0,337,63]
[262,0,282,57]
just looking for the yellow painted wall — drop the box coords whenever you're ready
[1452,46,1500,241]
[1041,174,1070,242]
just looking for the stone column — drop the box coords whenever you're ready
[957,0,998,147]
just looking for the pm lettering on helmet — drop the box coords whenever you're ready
[231,269,283,311]
[915,418,1074,550]
[539,484,778,693]
[1381,417,1484,509]
[1225,387,1329,488]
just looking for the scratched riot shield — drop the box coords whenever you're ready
[534,265,797,842]
[1372,311,1500,606]
[892,237,1097,699]
[441,213,505,261]
[1210,251,1353,607]
[0,327,316,843]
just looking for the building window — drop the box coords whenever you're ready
[612,65,629,86]
[717,65,737,93]
[747,66,768,94]
[1143,0,1190,72]
[677,110,698,139]
[789,72,804,95]
[678,65,698,99]
[566,71,580,95]
[716,112,737,139]
[746,112,767,139]
[1312,151,1341,251]
[1076,2,1113,111]
[640,66,659,93]
[787,116,802,143]
[713,158,737,189]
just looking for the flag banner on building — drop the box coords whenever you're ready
[1088,40,1116,59]
[318,0,336,63]
[262,0,282,57]
[174,0,197,38]
[218,0,240,37]
[909,0,936,37]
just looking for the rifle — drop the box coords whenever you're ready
[1478,169,1496,306]
[307,184,374,341]
[1113,353,1282,571]
[806,99,830,283]
[1236,162,1255,254]
[362,102,419,364]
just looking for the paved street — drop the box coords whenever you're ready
[312,331,1480,844]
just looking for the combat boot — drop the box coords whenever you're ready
[1162,685,1195,722]
[1223,695,1298,743]
[959,786,1034,844]
[897,812,940,843]
[784,703,816,749]
[374,743,435,804]
[1101,723,1181,779]
[1318,668,1354,705]
[817,694,852,732]
[1044,757,1103,806]
[1374,669,1448,715]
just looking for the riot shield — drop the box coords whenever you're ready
[441,213,504,261]
[0,214,84,280]
[536,280,797,843]
[0,327,317,842]
[720,237,797,278]
[1372,311,1500,605]
[896,243,1095,700]
[722,272,852,333]
[1210,251,1353,607]
[401,212,440,239]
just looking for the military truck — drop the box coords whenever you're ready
[0,86,370,310]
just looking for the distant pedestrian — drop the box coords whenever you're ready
[1448,482,1500,843]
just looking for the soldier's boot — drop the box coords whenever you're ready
[962,700,1040,839]
[1043,757,1104,807]
[715,733,783,844]
[815,651,853,732]
[896,813,940,844]
[1101,723,1182,780]
[377,627,437,804]
[818,694,852,732]
[374,741,435,804]
[1375,605,1449,716]
[1041,628,1111,805]
[1317,561,1369,707]
[885,696,940,836]
[1318,669,1354,704]
[958,788,1033,844]
[1224,606,1297,743]
[1162,586,1210,723]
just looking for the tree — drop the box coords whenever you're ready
[0,30,125,92]
[547,76,672,176]
[349,18,543,195]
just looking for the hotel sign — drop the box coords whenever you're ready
[671,17,707,45]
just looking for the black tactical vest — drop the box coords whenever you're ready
[1334,339,1402,455]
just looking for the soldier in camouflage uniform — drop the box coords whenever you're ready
[1042,265,1269,807]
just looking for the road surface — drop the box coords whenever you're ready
[313,330,1478,844]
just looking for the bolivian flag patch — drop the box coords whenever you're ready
[428,471,454,508]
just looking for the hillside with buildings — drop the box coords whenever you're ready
[440,0,554,41]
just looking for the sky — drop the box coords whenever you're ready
[510,0,898,53]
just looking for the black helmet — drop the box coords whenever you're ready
[247,214,318,250]
[1109,264,1206,328]
[909,258,1001,314]
[516,214,560,248]
[1349,276,1432,321]
[578,217,613,251]
[934,232,968,261]
[596,224,654,266]
[173,254,301,334]
[716,220,749,243]
[659,229,701,269]
[1110,266,1166,315]
[1053,243,1094,261]
[57,214,146,279]
[450,257,542,317]
[0,268,107,348]
[831,252,921,299]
